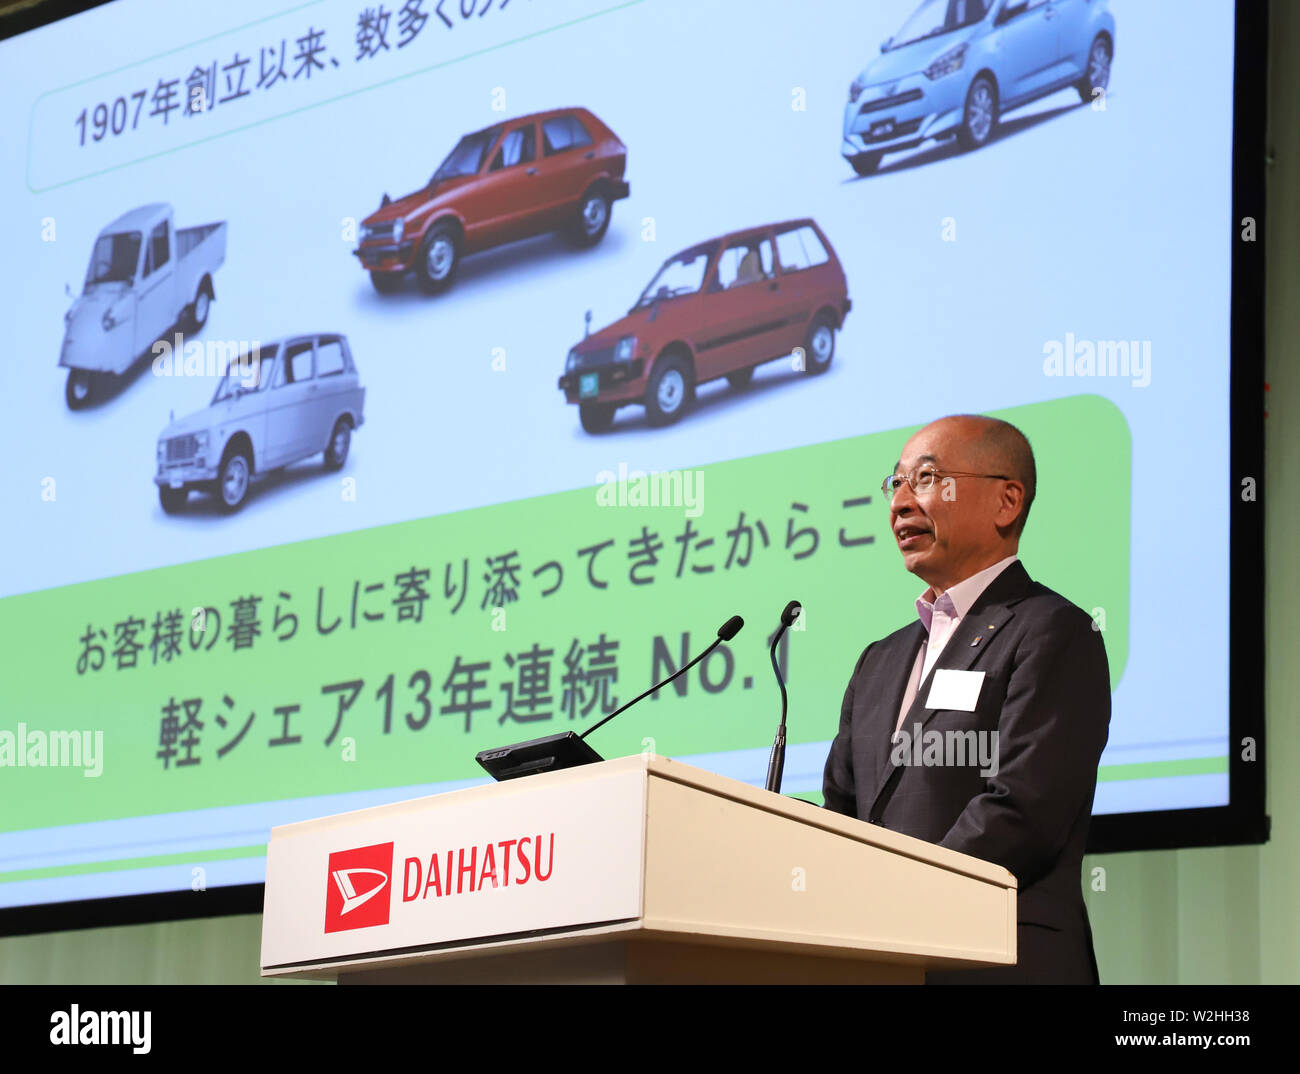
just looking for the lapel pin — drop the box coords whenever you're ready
[987,623,996,631]
[970,635,982,646]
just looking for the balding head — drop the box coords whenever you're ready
[945,415,1036,536]
[887,414,1036,594]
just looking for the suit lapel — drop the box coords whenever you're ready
[859,623,924,808]
[868,560,1034,815]
[905,603,1015,727]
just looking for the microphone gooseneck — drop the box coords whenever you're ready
[765,601,801,794]
[580,615,745,741]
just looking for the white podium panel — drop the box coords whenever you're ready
[261,761,646,973]
[261,755,1017,984]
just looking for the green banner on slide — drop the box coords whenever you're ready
[0,394,1130,833]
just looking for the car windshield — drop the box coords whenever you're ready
[633,243,717,309]
[430,126,503,183]
[85,231,142,288]
[212,344,279,403]
[891,0,986,49]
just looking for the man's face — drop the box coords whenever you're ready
[889,420,1008,591]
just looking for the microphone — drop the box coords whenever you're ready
[474,615,745,780]
[580,615,744,740]
[764,600,801,794]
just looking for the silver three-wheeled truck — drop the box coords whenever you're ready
[59,203,227,408]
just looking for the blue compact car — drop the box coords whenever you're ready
[842,0,1114,175]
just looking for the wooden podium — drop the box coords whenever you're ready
[260,754,1016,984]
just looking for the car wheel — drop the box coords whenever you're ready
[727,366,755,389]
[65,369,94,409]
[801,313,836,376]
[324,418,352,470]
[850,152,882,177]
[570,187,612,248]
[645,353,693,427]
[217,449,251,512]
[578,402,616,434]
[188,283,211,332]
[369,271,404,295]
[1076,36,1112,102]
[159,485,188,514]
[415,225,459,295]
[957,74,998,151]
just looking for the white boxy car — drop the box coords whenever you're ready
[61,203,227,408]
[154,334,366,514]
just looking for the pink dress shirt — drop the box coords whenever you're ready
[894,555,1020,735]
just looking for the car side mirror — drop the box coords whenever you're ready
[880,36,892,53]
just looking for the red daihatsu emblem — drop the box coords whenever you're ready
[324,842,394,933]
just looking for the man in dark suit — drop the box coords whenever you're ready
[822,414,1111,984]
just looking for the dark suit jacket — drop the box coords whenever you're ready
[822,560,1111,984]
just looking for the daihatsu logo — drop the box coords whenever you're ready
[333,867,388,915]
[324,842,394,933]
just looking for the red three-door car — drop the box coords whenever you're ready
[354,107,630,295]
[558,219,851,432]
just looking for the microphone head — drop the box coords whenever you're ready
[781,600,802,627]
[717,615,744,641]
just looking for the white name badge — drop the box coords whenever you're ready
[926,669,985,712]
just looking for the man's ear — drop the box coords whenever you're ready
[994,480,1025,531]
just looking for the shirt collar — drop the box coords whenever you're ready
[916,554,1019,634]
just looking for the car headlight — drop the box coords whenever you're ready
[924,43,967,80]
[392,218,404,244]
[566,348,581,373]
[614,336,637,361]
[849,77,864,103]
[194,431,210,451]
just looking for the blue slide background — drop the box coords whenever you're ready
[0,0,1234,905]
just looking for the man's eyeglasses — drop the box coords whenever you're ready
[882,466,1011,496]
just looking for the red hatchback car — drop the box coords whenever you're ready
[354,107,630,294]
[558,219,851,432]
